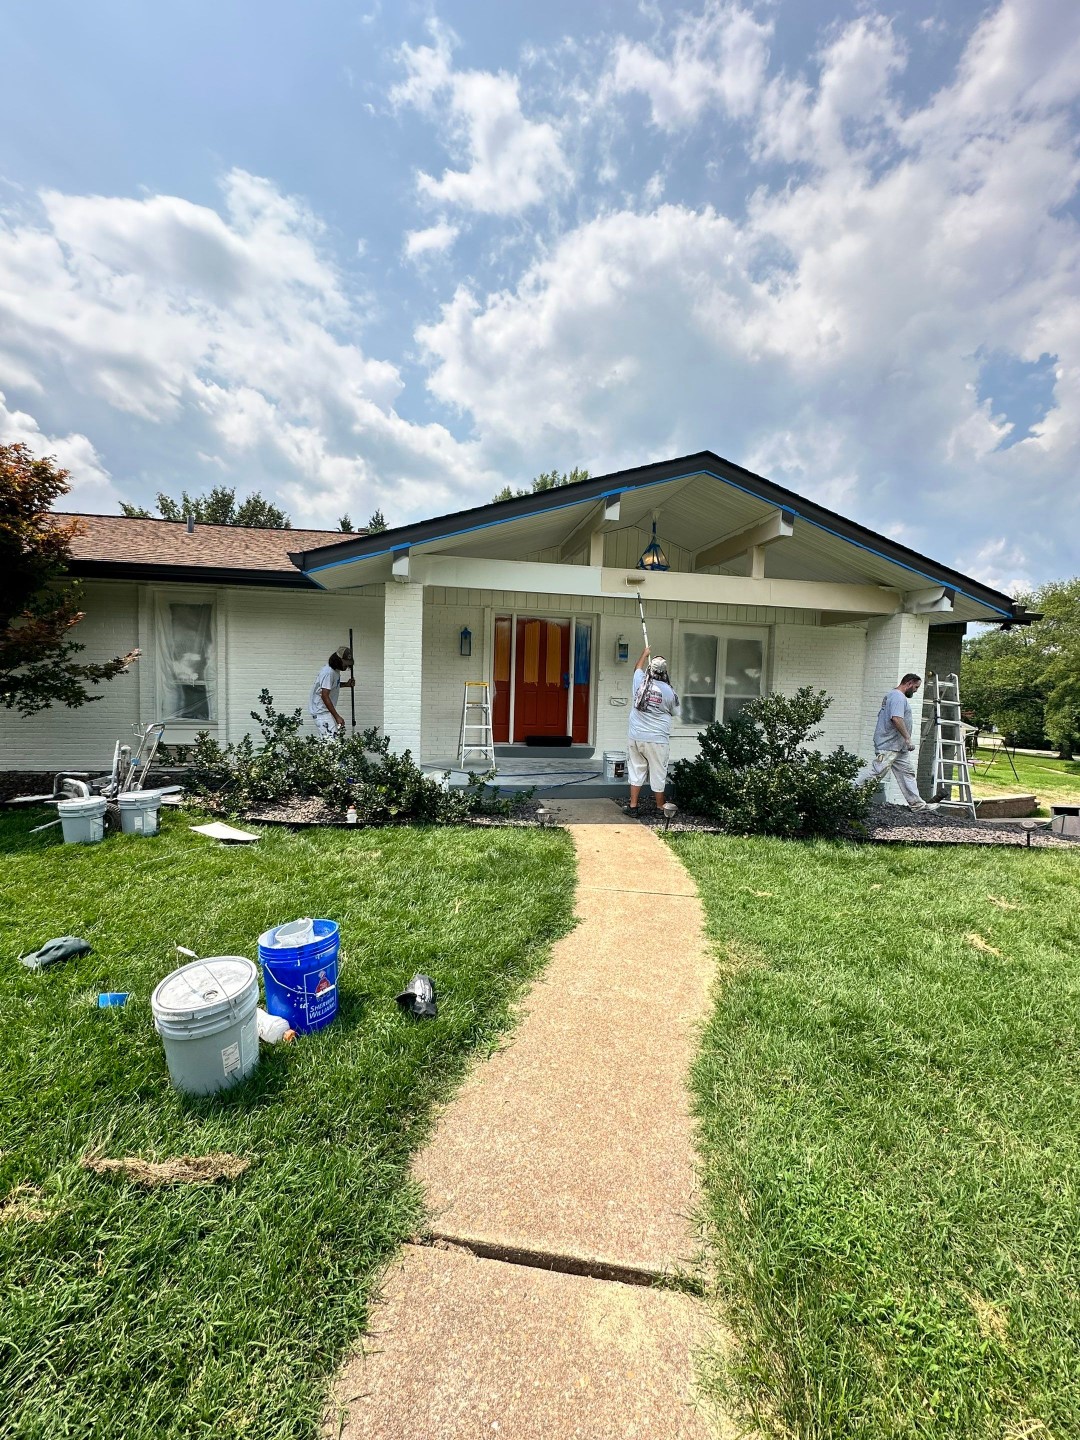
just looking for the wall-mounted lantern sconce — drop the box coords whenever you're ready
[459,626,472,657]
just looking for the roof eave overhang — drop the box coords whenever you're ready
[287,449,1031,625]
[68,560,321,589]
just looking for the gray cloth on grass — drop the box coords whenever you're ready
[21,936,92,971]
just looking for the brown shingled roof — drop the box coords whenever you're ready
[55,513,361,586]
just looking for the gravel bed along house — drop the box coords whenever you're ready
[629,798,1080,849]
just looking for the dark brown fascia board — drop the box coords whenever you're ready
[68,560,320,588]
[288,449,1030,624]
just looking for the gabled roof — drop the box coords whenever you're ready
[56,513,360,588]
[288,450,1032,625]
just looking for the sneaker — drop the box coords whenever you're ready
[621,803,639,816]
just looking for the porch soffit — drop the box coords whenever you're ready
[301,467,1012,622]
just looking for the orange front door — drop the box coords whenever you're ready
[513,618,571,740]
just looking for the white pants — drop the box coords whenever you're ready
[858,749,928,809]
[628,739,669,794]
[313,712,340,740]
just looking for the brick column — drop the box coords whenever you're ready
[382,581,424,757]
[861,612,931,803]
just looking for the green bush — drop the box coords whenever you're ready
[670,687,875,838]
[185,690,520,824]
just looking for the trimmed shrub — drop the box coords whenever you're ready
[670,687,874,838]
[185,690,520,823]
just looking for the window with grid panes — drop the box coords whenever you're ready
[678,630,765,726]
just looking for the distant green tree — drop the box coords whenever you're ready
[120,486,291,528]
[962,577,1080,756]
[366,509,388,533]
[491,467,589,503]
[337,514,355,532]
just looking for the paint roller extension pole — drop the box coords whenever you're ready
[624,574,649,651]
[348,626,355,730]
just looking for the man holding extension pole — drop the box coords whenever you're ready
[309,646,354,739]
[625,647,678,817]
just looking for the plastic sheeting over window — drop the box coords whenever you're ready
[157,601,215,723]
[573,621,591,685]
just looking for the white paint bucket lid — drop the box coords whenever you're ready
[118,789,163,807]
[151,957,258,1025]
[57,795,107,816]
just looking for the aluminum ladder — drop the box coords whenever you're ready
[458,681,495,770]
[926,672,977,820]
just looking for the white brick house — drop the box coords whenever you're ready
[2,452,1032,798]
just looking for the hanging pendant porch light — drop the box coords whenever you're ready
[637,515,669,572]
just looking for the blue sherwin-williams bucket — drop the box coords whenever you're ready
[257,919,340,1034]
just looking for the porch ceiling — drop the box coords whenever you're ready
[294,454,1021,624]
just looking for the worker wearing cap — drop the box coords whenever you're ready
[309,647,354,739]
[625,647,678,816]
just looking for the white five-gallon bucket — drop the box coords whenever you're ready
[603,749,629,781]
[118,789,163,836]
[151,957,260,1096]
[57,795,107,845]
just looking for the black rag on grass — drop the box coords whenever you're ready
[395,973,437,1020]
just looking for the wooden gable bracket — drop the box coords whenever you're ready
[903,586,955,615]
[558,494,622,564]
[692,509,795,578]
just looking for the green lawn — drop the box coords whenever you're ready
[970,746,1080,813]
[673,833,1080,1440]
[0,809,575,1440]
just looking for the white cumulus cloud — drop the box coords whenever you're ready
[0,170,495,524]
[392,26,570,215]
[404,221,460,259]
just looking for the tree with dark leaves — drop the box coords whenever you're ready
[2,443,139,715]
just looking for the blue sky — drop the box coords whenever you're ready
[1,0,1078,593]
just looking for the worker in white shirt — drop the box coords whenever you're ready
[309,647,354,739]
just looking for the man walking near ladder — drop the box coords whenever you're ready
[859,673,937,811]
[309,647,354,739]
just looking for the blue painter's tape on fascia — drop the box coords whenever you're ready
[299,465,1014,619]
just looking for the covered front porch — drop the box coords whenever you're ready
[286,453,1026,790]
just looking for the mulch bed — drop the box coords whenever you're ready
[231,795,542,829]
[631,797,1079,849]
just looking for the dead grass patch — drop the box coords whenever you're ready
[81,1153,251,1188]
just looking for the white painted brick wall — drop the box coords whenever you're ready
[0,580,385,772]
[0,580,142,771]
[383,582,425,755]
[421,595,487,759]
[861,613,931,802]
[225,589,383,740]
[771,623,868,757]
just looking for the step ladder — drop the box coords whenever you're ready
[925,672,977,820]
[458,681,495,770]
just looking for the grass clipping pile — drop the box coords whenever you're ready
[81,1153,250,1188]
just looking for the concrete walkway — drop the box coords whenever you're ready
[327,801,735,1439]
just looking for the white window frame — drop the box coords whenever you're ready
[672,622,769,731]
